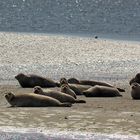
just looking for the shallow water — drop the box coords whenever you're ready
[0,127,140,140]
[0,0,140,40]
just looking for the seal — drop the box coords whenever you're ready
[61,84,77,99]
[33,86,86,103]
[69,84,92,95]
[60,77,68,85]
[129,73,140,85]
[68,78,125,92]
[83,85,122,97]
[15,73,60,88]
[5,92,72,107]
[131,82,140,99]
[60,78,91,95]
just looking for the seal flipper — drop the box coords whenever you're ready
[75,99,86,103]
[60,103,72,107]
[117,94,123,97]
[117,88,125,92]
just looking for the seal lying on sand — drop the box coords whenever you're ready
[83,85,122,97]
[5,92,72,107]
[68,78,125,92]
[61,84,77,99]
[131,83,140,100]
[60,78,91,95]
[69,84,92,95]
[33,86,86,103]
[15,73,59,88]
[129,73,140,85]
[60,78,69,85]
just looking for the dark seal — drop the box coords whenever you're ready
[129,73,140,85]
[68,78,125,92]
[15,73,59,88]
[131,82,140,100]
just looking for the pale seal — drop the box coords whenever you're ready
[129,73,140,85]
[61,84,77,99]
[60,78,91,95]
[5,92,71,107]
[33,86,86,103]
[83,85,122,97]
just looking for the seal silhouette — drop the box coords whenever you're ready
[68,78,125,92]
[131,82,140,100]
[61,84,77,99]
[60,78,91,95]
[5,92,72,107]
[15,73,59,88]
[129,73,140,85]
[33,86,86,103]
[83,85,122,97]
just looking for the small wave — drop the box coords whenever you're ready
[0,127,139,140]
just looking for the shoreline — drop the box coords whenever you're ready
[1,31,140,43]
[0,127,140,140]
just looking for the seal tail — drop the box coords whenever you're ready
[117,94,123,97]
[60,103,72,107]
[117,88,125,92]
[75,99,86,103]
[74,95,77,99]
[82,91,90,97]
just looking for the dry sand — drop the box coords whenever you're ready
[0,32,140,138]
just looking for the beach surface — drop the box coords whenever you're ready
[0,32,140,139]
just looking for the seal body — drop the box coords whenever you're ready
[68,78,125,92]
[129,73,140,85]
[68,78,113,87]
[69,84,92,95]
[131,83,140,99]
[83,85,122,97]
[60,78,91,95]
[60,78,68,85]
[61,84,77,99]
[34,86,86,103]
[15,73,59,88]
[5,92,72,107]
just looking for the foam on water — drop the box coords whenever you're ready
[0,127,139,140]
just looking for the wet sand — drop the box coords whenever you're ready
[0,32,140,139]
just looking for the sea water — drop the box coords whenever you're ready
[0,0,140,40]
